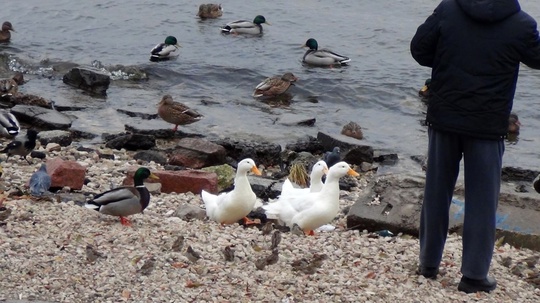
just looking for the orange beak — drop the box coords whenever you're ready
[251,166,262,175]
[347,168,359,176]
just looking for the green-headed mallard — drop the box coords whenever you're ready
[85,167,159,226]
[253,72,298,97]
[302,38,351,67]
[197,4,223,19]
[0,109,20,137]
[262,162,358,235]
[150,36,181,62]
[221,15,270,35]
[0,22,14,43]
[157,94,202,131]
[419,78,431,98]
[201,158,262,225]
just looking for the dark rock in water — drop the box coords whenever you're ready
[1,93,53,108]
[105,133,156,150]
[30,151,46,160]
[501,167,540,182]
[38,130,73,147]
[373,153,399,166]
[285,136,325,155]
[62,66,111,96]
[134,150,168,165]
[212,138,282,167]
[277,113,316,126]
[117,108,159,120]
[11,104,73,130]
[168,138,227,169]
[317,131,374,165]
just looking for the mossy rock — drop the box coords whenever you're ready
[202,164,236,192]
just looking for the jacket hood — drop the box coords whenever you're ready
[456,0,521,23]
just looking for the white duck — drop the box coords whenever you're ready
[280,160,328,197]
[263,162,359,235]
[201,158,262,224]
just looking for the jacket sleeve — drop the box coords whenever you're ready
[410,5,442,68]
[521,19,540,69]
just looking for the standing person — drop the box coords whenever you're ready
[410,0,540,294]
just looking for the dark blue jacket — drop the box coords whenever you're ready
[411,0,540,139]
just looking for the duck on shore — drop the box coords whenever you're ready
[157,95,202,132]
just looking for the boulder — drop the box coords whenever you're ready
[10,105,73,130]
[285,136,325,155]
[317,131,373,165]
[104,133,155,151]
[133,150,168,165]
[277,113,316,126]
[211,138,282,167]
[123,168,218,195]
[62,66,111,96]
[1,93,53,108]
[38,130,73,147]
[201,164,236,192]
[168,138,227,169]
[46,158,86,190]
[172,203,207,221]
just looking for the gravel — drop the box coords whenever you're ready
[0,146,539,303]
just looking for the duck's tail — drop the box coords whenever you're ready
[85,201,101,211]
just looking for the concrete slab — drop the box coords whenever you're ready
[347,173,540,251]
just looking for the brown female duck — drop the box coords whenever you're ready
[157,95,202,131]
[253,72,298,97]
[0,22,14,42]
[197,4,223,19]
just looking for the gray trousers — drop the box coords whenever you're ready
[420,127,504,279]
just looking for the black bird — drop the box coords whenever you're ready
[1,129,38,164]
[323,147,341,168]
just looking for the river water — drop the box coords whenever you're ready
[1,0,540,172]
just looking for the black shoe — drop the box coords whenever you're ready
[417,265,438,279]
[458,276,497,293]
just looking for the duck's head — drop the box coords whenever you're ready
[158,94,174,106]
[164,36,181,48]
[281,72,298,83]
[134,167,160,182]
[508,112,521,134]
[2,22,14,32]
[328,161,359,178]
[312,160,329,175]
[303,38,318,50]
[253,15,270,25]
[237,158,262,175]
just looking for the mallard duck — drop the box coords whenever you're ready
[0,110,20,137]
[0,78,18,97]
[263,162,359,235]
[1,129,38,164]
[341,121,363,140]
[29,163,51,197]
[157,94,202,131]
[85,167,159,226]
[197,4,223,19]
[419,78,431,98]
[0,22,14,43]
[302,38,351,67]
[253,72,298,97]
[150,36,181,62]
[508,112,521,134]
[201,158,262,224]
[221,15,270,35]
[280,160,328,197]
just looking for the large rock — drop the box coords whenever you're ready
[168,138,227,169]
[104,133,156,151]
[346,173,540,251]
[201,164,236,192]
[211,138,282,167]
[10,105,73,130]
[317,131,374,165]
[38,130,73,147]
[62,66,111,96]
[123,168,218,194]
[47,158,86,190]
[1,93,53,108]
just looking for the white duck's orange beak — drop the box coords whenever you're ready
[347,168,359,176]
[251,166,262,175]
[323,167,329,175]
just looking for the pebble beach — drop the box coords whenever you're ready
[0,146,539,303]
